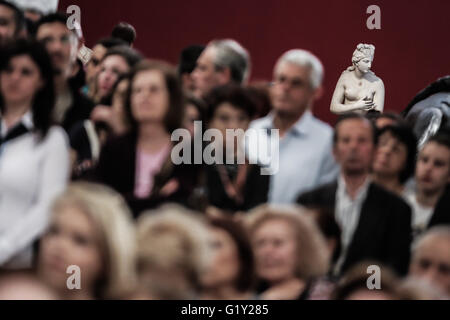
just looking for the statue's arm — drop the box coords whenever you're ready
[373,79,385,113]
[330,75,351,114]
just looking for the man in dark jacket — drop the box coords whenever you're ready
[297,114,412,277]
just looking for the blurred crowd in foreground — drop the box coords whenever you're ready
[0,1,449,300]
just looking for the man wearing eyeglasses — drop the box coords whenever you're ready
[249,49,338,204]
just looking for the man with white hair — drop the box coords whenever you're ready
[250,49,338,204]
[192,39,250,98]
[409,226,450,297]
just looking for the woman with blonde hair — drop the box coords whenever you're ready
[134,204,210,300]
[330,43,385,114]
[36,182,137,300]
[246,205,329,300]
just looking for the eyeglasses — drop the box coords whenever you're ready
[271,75,308,89]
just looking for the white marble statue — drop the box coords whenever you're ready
[330,43,385,114]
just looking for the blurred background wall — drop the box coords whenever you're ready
[58,0,450,125]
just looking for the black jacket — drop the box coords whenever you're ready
[297,181,412,276]
[62,88,95,134]
[90,131,199,217]
[203,163,269,213]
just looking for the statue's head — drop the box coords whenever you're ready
[352,43,375,74]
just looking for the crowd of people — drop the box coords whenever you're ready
[0,1,449,300]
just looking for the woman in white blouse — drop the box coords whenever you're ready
[0,39,69,269]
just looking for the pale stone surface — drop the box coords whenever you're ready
[330,43,385,115]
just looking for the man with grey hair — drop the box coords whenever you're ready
[192,39,250,98]
[409,226,450,297]
[249,49,338,204]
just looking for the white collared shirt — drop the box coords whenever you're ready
[249,111,339,204]
[0,113,70,268]
[0,111,34,138]
[334,175,371,274]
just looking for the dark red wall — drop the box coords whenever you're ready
[58,0,450,125]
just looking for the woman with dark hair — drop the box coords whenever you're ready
[93,59,196,217]
[201,84,269,213]
[70,46,142,178]
[98,74,131,135]
[0,39,69,269]
[246,82,272,119]
[200,217,256,300]
[367,111,405,129]
[93,46,142,104]
[83,37,128,97]
[70,74,132,178]
[183,94,206,138]
[372,124,417,196]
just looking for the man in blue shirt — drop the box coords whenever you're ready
[249,49,338,204]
